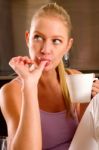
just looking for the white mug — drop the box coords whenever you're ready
[65,73,95,103]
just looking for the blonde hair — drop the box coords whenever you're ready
[31,3,72,116]
[58,61,72,117]
[31,3,72,38]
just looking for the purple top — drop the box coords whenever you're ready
[40,109,78,150]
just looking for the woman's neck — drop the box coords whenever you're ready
[39,69,59,87]
[38,68,65,112]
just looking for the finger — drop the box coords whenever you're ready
[22,56,33,64]
[29,64,35,71]
[9,57,27,72]
[92,86,99,93]
[9,57,17,69]
[9,56,22,65]
[91,91,97,97]
[94,79,99,84]
[92,82,99,88]
[9,56,32,70]
[93,77,98,82]
[16,56,31,65]
[30,61,47,72]
[38,61,47,71]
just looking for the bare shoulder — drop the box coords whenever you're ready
[66,68,82,75]
[0,77,22,124]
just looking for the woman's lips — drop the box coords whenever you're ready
[37,57,52,66]
[45,60,50,66]
[41,59,51,67]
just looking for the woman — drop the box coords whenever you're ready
[0,3,99,150]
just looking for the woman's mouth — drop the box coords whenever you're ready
[45,60,50,66]
[37,57,52,66]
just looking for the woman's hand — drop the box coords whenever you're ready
[9,56,47,85]
[92,79,99,97]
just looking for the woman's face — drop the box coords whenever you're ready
[26,16,73,71]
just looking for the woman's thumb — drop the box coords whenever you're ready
[38,61,47,72]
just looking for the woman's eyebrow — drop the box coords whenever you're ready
[33,31,65,39]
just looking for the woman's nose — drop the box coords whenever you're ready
[40,40,52,54]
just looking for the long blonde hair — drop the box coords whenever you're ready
[58,61,72,117]
[31,3,72,116]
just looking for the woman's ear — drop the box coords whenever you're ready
[66,38,74,53]
[25,31,30,48]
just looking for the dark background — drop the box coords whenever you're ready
[52,0,99,72]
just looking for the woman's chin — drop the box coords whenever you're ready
[43,66,50,72]
[43,64,57,72]
[43,64,52,72]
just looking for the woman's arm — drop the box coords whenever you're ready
[10,81,42,150]
[76,103,89,121]
[0,78,42,150]
[9,56,46,150]
[0,56,46,150]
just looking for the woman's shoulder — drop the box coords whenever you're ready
[0,77,22,115]
[0,77,21,95]
[65,68,82,75]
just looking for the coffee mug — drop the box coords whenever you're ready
[65,73,95,103]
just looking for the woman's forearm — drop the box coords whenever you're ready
[11,82,42,150]
[8,56,46,150]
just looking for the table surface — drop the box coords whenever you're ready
[0,76,15,80]
[0,71,16,80]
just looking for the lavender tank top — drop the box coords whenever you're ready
[40,110,78,150]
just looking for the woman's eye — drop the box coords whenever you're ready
[34,35,43,41]
[53,39,62,45]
